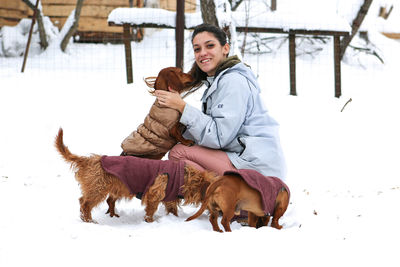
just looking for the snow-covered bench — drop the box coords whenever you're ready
[108,7,351,97]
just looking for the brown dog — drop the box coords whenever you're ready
[186,172,290,232]
[121,66,195,159]
[55,128,215,223]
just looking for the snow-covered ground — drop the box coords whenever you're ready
[1,2,400,266]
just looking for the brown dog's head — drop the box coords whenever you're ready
[146,67,194,94]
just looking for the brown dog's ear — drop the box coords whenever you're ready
[180,72,195,88]
[153,71,169,91]
[166,70,185,92]
[144,76,157,95]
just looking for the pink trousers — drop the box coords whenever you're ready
[168,144,236,175]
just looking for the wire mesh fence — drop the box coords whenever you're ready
[0,0,398,97]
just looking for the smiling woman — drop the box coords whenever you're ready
[154,23,287,184]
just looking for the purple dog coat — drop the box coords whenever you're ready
[101,156,185,201]
[223,169,290,216]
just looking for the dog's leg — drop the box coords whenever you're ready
[170,123,194,146]
[248,212,259,228]
[142,174,168,222]
[106,196,120,218]
[79,186,110,223]
[220,208,235,232]
[215,194,236,232]
[271,189,289,230]
[163,200,180,217]
[209,210,223,232]
[79,196,97,223]
[255,215,270,228]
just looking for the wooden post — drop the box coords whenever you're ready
[21,0,39,73]
[271,0,277,11]
[334,35,341,98]
[176,0,185,69]
[123,24,133,83]
[289,32,296,96]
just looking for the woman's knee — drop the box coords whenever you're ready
[168,144,189,161]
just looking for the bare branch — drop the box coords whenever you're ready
[340,0,373,60]
[60,0,85,52]
[341,98,352,112]
[229,0,244,11]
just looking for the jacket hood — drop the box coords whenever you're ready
[214,55,241,78]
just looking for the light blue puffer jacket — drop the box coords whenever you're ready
[180,61,286,180]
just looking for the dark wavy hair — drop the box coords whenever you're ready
[187,24,229,90]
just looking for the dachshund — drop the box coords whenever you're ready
[186,172,290,232]
[120,66,195,159]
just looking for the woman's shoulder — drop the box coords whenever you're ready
[218,71,248,90]
[219,64,249,82]
[218,63,254,81]
[219,64,258,89]
[204,61,258,99]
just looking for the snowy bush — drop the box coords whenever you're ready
[0,16,59,57]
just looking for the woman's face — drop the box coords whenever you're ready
[192,31,230,76]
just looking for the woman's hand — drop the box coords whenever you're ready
[155,87,186,113]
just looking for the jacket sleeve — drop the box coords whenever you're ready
[180,73,252,149]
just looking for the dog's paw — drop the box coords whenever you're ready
[144,216,154,223]
[212,226,223,232]
[105,208,120,218]
[271,221,283,230]
[81,218,98,224]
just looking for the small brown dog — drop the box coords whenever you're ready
[121,67,195,159]
[186,171,290,232]
[55,128,215,223]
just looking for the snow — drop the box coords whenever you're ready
[0,17,59,57]
[108,7,179,27]
[108,7,351,32]
[232,10,350,31]
[1,1,400,266]
[361,0,400,33]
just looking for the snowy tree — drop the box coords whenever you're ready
[60,0,85,52]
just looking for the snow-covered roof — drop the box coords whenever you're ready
[108,8,179,28]
[108,7,351,33]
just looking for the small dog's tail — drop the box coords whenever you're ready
[186,177,224,222]
[55,128,86,169]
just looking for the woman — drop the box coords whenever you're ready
[155,23,286,181]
